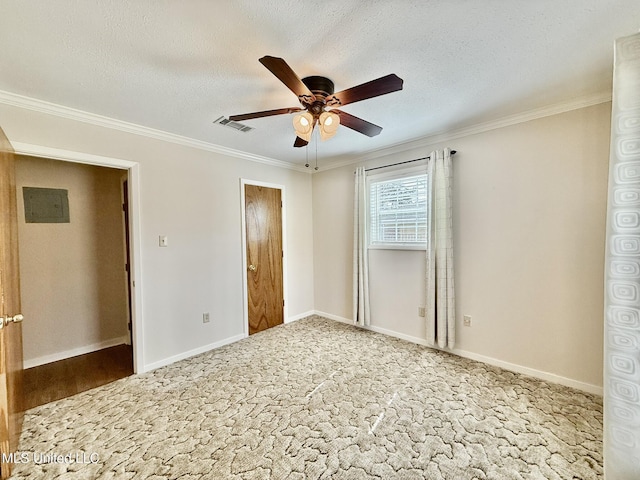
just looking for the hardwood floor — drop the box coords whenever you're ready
[23,344,133,411]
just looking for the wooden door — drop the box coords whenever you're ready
[0,127,24,479]
[245,185,284,335]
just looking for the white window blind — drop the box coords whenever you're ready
[369,173,427,246]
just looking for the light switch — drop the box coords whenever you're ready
[159,235,168,247]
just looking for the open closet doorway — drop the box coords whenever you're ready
[15,154,134,409]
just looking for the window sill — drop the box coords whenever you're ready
[368,244,427,251]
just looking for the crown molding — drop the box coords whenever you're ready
[1,89,611,175]
[318,90,613,172]
[0,90,310,173]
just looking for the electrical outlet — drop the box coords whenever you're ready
[203,312,210,324]
[463,315,472,327]
[418,306,426,317]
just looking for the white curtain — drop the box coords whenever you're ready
[604,32,640,479]
[426,148,455,348]
[353,166,371,326]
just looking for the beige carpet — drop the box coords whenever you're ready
[11,317,602,479]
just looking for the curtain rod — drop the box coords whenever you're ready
[364,150,457,173]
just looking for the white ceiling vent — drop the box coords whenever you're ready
[213,116,254,133]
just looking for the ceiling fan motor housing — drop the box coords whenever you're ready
[302,76,335,97]
[229,57,403,147]
[301,76,335,114]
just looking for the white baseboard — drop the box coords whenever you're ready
[24,335,130,369]
[144,312,321,373]
[314,310,352,324]
[365,324,429,345]
[144,333,246,372]
[315,311,602,396]
[450,347,603,396]
[286,310,315,323]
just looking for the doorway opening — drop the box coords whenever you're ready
[16,155,134,409]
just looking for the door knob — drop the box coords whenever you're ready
[0,314,23,329]
[248,264,257,272]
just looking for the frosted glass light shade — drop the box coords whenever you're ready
[293,112,314,141]
[319,111,340,140]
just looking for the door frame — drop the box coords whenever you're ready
[240,179,288,337]
[121,178,133,346]
[10,142,145,374]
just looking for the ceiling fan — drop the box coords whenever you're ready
[229,56,404,147]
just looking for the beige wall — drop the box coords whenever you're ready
[1,99,609,388]
[16,155,129,364]
[0,102,315,370]
[313,102,611,391]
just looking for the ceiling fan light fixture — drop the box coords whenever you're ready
[293,112,314,141]
[319,111,340,140]
[229,56,403,148]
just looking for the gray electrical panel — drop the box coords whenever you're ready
[23,187,70,223]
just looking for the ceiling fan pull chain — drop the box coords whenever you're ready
[315,129,319,171]
[305,143,309,168]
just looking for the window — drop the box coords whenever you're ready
[368,167,428,249]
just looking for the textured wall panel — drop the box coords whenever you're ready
[605,31,640,479]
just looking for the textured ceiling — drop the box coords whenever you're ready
[0,1,639,168]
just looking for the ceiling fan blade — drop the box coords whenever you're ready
[333,110,383,137]
[259,56,316,103]
[326,74,403,107]
[229,107,303,122]
[294,136,308,148]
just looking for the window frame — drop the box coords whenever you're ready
[366,165,428,251]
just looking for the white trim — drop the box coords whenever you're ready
[240,179,288,337]
[366,324,602,395]
[119,175,132,347]
[12,142,136,169]
[368,244,427,251]
[316,312,602,396]
[11,142,146,374]
[127,164,144,374]
[450,347,603,396]
[240,183,249,338]
[23,336,129,369]
[0,90,308,173]
[1,89,610,175]
[314,311,352,324]
[144,333,246,372]
[286,310,315,323]
[319,90,613,172]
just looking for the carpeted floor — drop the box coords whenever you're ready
[11,317,602,479]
